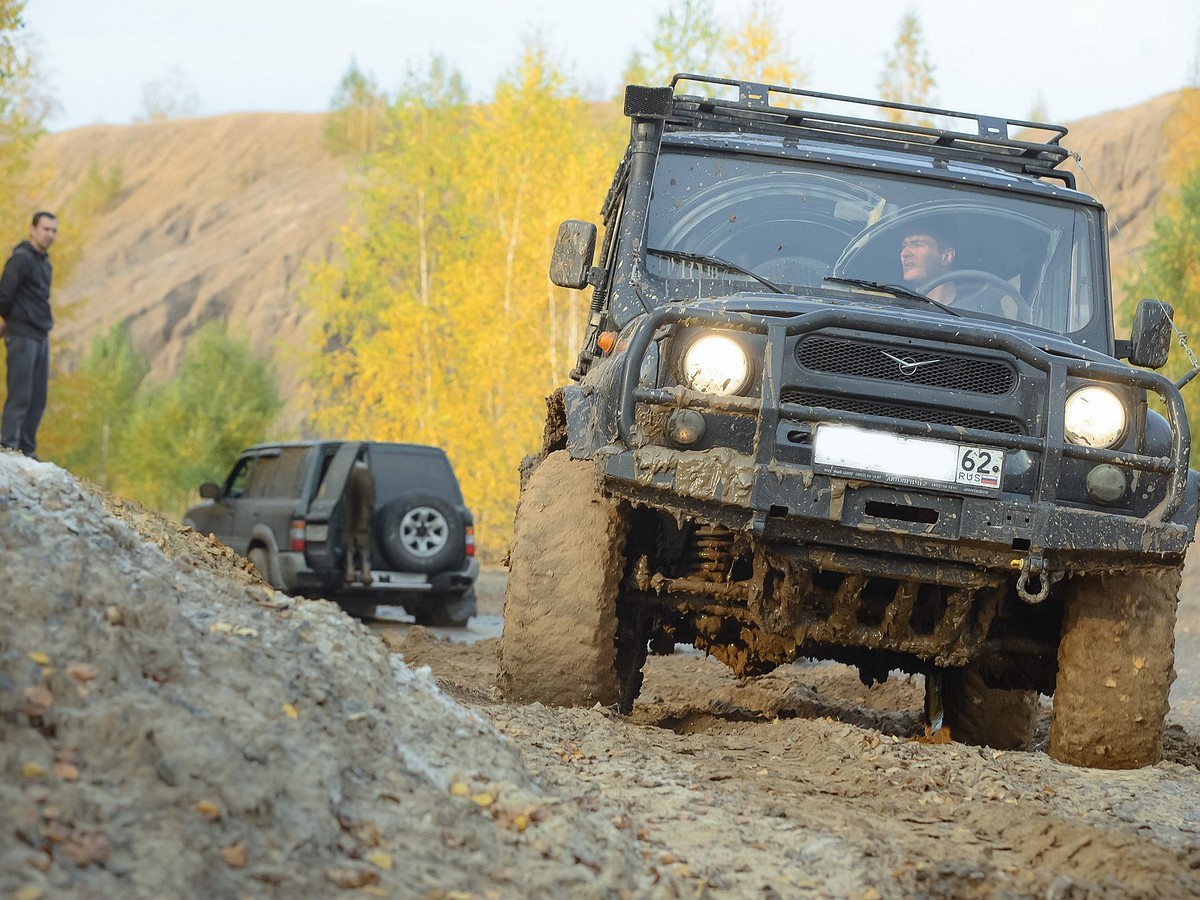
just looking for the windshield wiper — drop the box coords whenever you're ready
[646,247,788,295]
[822,275,961,317]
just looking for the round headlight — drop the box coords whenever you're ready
[681,334,751,396]
[1064,385,1126,448]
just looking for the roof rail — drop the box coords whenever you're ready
[666,73,1074,185]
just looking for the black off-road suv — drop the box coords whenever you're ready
[185,440,479,625]
[498,75,1199,769]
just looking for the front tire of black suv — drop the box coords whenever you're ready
[412,588,477,628]
[497,451,628,708]
[942,663,1037,751]
[1049,567,1180,769]
[377,491,465,574]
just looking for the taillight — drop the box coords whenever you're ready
[289,519,306,551]
[465,525,475,557]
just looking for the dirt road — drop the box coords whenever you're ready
[4,454,1200,898]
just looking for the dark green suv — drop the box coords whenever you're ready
[185,440,478,626]
[498,75,1198,768]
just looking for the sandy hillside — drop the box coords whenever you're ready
[31,91,1187,433]
[37,113,349,432]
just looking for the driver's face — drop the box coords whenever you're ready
[900,233,953,283]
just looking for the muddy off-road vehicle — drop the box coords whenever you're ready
[497,75,1200,769]
[185,440,479,625]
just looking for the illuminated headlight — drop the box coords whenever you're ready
[1064,386,1126,448]
[681,334,751,395]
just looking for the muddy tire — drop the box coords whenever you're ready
[942,664,1037,751]
[337,599,378,622]
[247,547,275,588]
[1049,567,1180,769]
[413,589,476,628]
[497,451,628,708]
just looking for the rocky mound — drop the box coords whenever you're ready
[0,453,680,898]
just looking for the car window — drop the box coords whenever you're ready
[226,458,256,498]
[242,454,280,499]
[262,446,312,499]
[370,446,464,503]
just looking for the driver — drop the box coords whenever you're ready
[899,225,957,303]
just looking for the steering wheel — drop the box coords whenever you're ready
[919,269,1032,320]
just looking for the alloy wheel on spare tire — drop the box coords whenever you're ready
[376,491,465,573]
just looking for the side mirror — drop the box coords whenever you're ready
[198,482,222,500]
[549,220,597,289]
[1128,298,1174,369]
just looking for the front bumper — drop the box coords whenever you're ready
[602,303,1198,569]
[601,445,1195,568]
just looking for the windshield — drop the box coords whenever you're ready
[642,149,1104,336]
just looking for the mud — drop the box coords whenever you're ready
[4,452,1200,898]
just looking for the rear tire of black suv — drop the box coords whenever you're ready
[377,491,465,573]
[338,599,378,622]
[942,664,1037,751]
[497,451,627,708]
[1049,567,1180,769]
[412,588,477,628]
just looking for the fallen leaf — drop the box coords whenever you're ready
[209,622,233,634]
[52,761,80,782]
[66,662,99,683]
[325,867,379,889]
[194,800,221,821]
[14,886,43,900]
[21,685,53,717]
[471,792,495,807]
[22,762,46,778]
[365,850,393,870]
[1104,677,1118,688]
[1132,656,1146,671]
[282,703,299,719]
[61,830,111,866]
[450,782,470,797]
[221,842,248,868]
[27,651,50,665]
[232,627,258,638]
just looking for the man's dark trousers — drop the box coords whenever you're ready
[1,333,49,456]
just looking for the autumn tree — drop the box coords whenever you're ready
[39,323,147,486]
[0,0,48,231]
[624,0,722,86]
[304,44,624,556]
[138,65,201,123]
[118,322,281,514]
[720,0,805,87]
[324,60,388,156]
[877,8,937,124]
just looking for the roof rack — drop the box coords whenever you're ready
[666,73,1075,186]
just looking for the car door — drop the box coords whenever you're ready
[229,447,312,554]
[302,442,363,573]
[194,454,257,548]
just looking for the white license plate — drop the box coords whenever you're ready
[306,524,329,542]
[812,424,1004,494]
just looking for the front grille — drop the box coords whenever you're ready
[797,336,1015,395]
[780,390,1024,435]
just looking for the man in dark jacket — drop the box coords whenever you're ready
[0,211,57,457]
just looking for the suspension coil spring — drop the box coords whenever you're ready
[689,523,735,582]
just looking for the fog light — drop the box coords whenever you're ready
[1085,464,1126,504]
[665,408,705,446]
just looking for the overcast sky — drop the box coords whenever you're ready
[24,0,1200,132]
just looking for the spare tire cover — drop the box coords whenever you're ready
[377,491,465,573]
